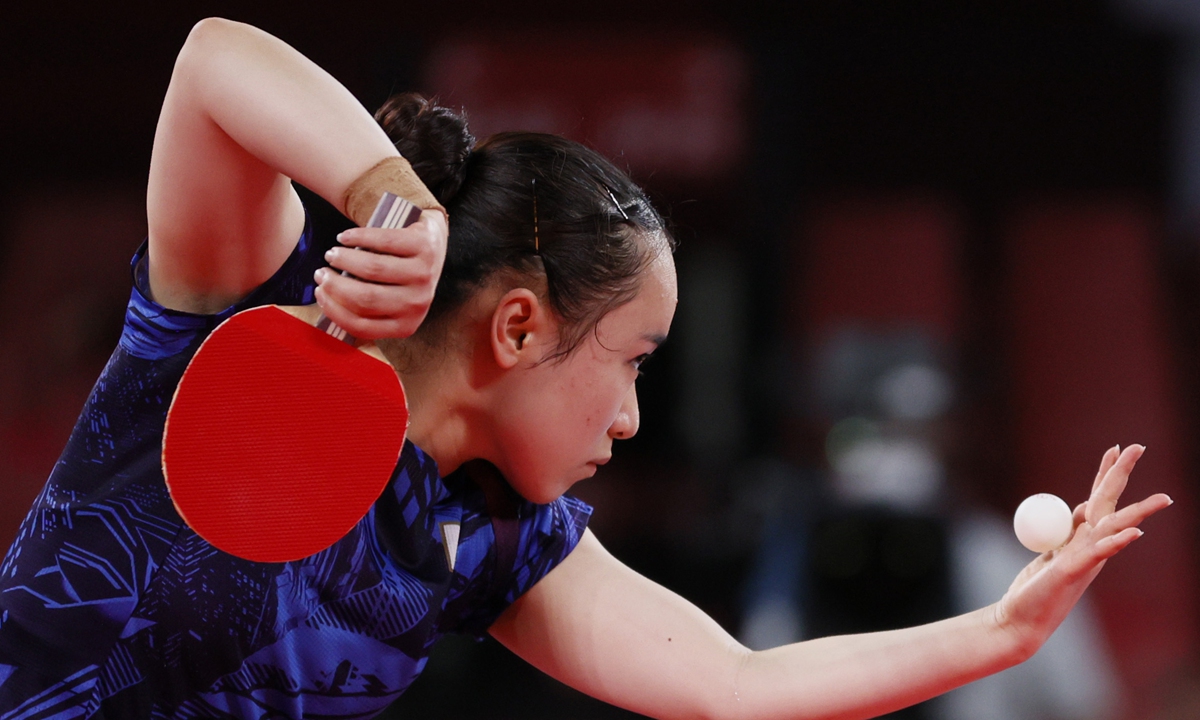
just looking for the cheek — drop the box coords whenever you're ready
[563,372,622,434]
[509,357,624,441]
[506,371,591,447]
[547,375,589,427]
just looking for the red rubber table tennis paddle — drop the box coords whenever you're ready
[163,193,419,562]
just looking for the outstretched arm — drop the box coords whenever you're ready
[491,445,1169,720]
[148,18,445,336]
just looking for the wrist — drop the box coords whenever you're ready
[986,602,1041,666]
[343,155,447,227]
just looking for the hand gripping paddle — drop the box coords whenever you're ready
[163,193,419,562]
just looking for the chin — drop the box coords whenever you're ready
[509,470,583,505]
[506,475,561,505]
[518,487,564,505]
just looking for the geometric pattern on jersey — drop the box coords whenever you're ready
[0,214,592,719]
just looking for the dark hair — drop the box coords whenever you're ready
[375,92,672,360]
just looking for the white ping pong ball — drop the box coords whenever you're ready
[1014,493,1074,553]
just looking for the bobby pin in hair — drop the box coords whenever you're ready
[607,188,630,221]
[532,178,541,254]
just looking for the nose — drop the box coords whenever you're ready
[609,383,640,440]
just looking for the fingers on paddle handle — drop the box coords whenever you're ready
[315,286,370,340]
[325,245,434,288]
[314,285,424,341]
[315,193,434,342]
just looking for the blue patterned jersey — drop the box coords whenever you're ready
[0,216,592,719]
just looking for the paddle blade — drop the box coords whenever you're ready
[163,305,407,562]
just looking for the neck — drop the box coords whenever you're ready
[388,336,495,478]
[384,283,517,477]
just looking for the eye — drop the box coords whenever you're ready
[632,353,654,376]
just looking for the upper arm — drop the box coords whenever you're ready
[489,529,749,720]
[147,18,304,314]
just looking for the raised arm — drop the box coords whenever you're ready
[491,445,1170,720]
[147,18,445,336]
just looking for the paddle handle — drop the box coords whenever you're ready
[316,192,423,345]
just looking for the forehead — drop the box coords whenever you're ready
[641,249,678,305]
[595,250,677,343]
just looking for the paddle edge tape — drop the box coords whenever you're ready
[163,304,409,562]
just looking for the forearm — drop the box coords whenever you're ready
[168,17,396,209]
[495,532,1030,720]
[733,606,1027,720]
[147,18,405,311]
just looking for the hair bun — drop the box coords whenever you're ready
[375,93,475,205]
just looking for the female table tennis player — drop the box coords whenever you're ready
[0,17,1171,720]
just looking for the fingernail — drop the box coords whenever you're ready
[314,268,328,283]
[1167,495,1175,506]
[1136,529,1145,538]
[336,232,347,244]
[324,248,336,261]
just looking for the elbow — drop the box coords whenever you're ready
[186,17,241,45]
[170,17,253,99]
[177,17,244,68]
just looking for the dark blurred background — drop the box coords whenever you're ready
[4,1,1200,718]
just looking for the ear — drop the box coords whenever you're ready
[490,288,550,369]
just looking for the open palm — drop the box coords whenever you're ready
[994,445,1171,655]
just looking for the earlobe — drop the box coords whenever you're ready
[490,288,543,369]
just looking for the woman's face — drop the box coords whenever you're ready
[492,250,678,503]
